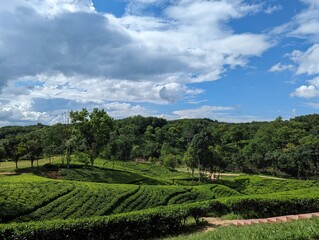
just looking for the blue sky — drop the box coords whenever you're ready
[1,0,319,125]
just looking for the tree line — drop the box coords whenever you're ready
[1,109,319,179]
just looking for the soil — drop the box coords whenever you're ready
[45,171,62,179]
[202,217,234,232]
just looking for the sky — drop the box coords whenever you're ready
[0,0,319,126]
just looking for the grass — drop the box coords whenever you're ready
[0,156,63,172]
[166,217,319,240]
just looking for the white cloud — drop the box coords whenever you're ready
[103,102,154,119]
[269,63,294,72]
[173,105,234,119]
[291,1,319,39]
[291,77,319,99]
[293,44,319,75]
[272,0,319,41]
[291,85,319,98]
[0,0,271,86]
[265,5,282,14]
[0,0,272,125]
[172,105,274,122]
[270,0,319,43]
[187,100,209,104]
[307,76,319,86]
[1,0,94,16]
[0,97,53,125]
[11,74,202,104]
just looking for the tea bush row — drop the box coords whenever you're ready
[2,188,319,239]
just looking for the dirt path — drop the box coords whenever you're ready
[202,212,319,232]
[0,172,17,175]
[258,175,286,180]
[202,217,234,232]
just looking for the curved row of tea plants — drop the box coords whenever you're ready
[0,174,241,223]
[3,190,319,240]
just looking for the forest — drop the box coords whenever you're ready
[1,108,319,180]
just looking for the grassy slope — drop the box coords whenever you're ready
[0,158,54,172]
[167,218,319,240]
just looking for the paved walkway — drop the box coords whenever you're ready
[203,212,319,231]
[231,212,319,226]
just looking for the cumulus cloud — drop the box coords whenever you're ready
[0,97,53,126]
[291,76,319,99]
[291,85,319,98]
[0,0,272,125]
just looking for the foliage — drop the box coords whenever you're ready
[2,114,319,179]
[70,108,113,167]
[3,188,319,240]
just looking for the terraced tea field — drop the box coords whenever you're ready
[0,172,244,223]
[1,161,319,240]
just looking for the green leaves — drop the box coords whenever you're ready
[70,108,114,166]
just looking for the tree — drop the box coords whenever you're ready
[189,130,213,182]
[183,146,197,179]
[2,135,25,169]
[0,143,5,167]
[42,123,71,164]
[23,132,44,168]
[70,108,113,167]
[299,134,319,178]
[163,154,179,170]
[208,145,224,179]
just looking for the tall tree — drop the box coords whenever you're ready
[70,108,113,167]
[183,146,197,179]
[23,132,44,167]
[2,135,25,169]
[188,130,213,182]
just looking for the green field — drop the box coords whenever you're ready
[1,159,319,239]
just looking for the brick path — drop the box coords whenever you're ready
[203,212,319,232]
[231,212,319,226]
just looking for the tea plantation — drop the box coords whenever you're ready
[1,160,319,239]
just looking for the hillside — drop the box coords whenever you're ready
[1,160,319,222]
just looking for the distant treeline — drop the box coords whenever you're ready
[1,111,319,179]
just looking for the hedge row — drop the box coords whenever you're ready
[0,206,195,240]
[1,189,319,240]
